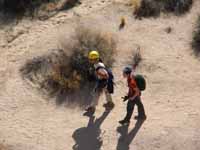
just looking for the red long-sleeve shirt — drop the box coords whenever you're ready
[127,75,139,100]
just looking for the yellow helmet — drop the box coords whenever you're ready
[88,50,100,60]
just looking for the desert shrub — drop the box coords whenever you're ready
[163,0,193,14]
[135,0,161,18]
[135,0,193,18]
[1,0,52,13]
[0,0,80,18]
[69,27,116,68]
[20,28,116,106]
[192,16,200,56]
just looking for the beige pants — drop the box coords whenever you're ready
[91,88,113,107]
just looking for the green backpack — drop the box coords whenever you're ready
[134,74,146,91]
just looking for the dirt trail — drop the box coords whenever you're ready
[0,0,200,150]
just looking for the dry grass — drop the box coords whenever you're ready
[126,46,143,69]
[135,0,193,18]
[129,0,141,13]
[132,46,142,69]
[119,16,126,30]
[67,27,116,68]
[20,27,116,107]
[192,16,200,57]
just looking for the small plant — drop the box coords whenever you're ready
[126,46,143,70]
[132,46,142,69]
[119,16,126,30]
[192,16,200,57]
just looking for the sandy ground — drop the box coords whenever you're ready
[0,0,200,150]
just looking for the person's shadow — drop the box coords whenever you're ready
[116,120,145,150]
[72,110,111,150]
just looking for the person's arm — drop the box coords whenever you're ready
[96,68,109,79]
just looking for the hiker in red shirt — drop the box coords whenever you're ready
[119,66,146,125]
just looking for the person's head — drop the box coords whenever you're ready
[88,50,100,64]
[123,66,132,78]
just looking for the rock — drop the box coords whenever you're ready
[165,27,172,34]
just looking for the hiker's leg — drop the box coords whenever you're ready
[124,100,136,121]
[105,90,113,103]
[135,96,146,117]
[90,89,101,107]
[86,90,101,112]
[103,89,114,109]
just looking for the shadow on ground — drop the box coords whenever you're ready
[72,109,111,150]
[54,82,96,107]
[116,120,145,150]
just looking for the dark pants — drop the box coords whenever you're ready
[124,96,146,121]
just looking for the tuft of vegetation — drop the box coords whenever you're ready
[20,28,116,107]
[132,46,142,69]
[119,16,126,30]
[192,16,200,57]
[135,0,193,18]
[126,46,143,70]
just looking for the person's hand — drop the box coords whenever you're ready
[121,96,129,102]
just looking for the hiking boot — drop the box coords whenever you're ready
[103,102,115,109]
[134,115,147,120]
[119,119,130,125]
[85,106,96,113]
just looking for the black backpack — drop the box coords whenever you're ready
[134,74,146,91]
